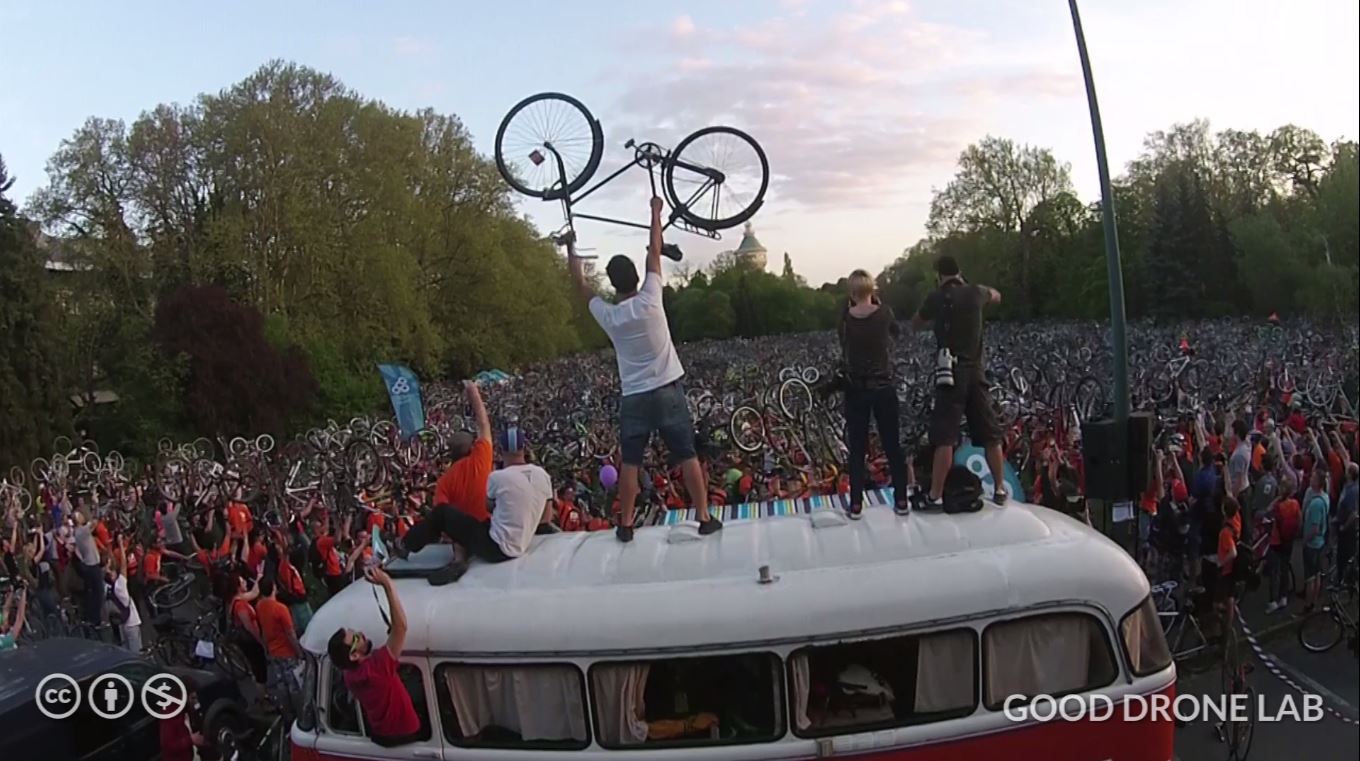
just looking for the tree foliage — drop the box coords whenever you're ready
[888,122,1358,324]
[0,155,70,467]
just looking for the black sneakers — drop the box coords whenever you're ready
[920,495,945,513]
[428,559,469,586]
[847,503,863,520]
[992,488,1009,507]
[698,517,723,535]
[616,524,634,543]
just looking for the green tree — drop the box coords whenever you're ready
[0,155,70,468]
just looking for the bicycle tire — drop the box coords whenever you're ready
[150,577,194,611]
[216,638,253,679]
[495,92,603,201]
[730,407,766,453]
[778,378,813,421]
[1297,607,1343,653]
[664,126,769,231]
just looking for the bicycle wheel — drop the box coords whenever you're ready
[216,638,253,680]
[150,577,194,611]
[779,378,813,421]
[1227,685,1256,760]
[664,126,769,231]
[730,407,766,453]
[495,92,603,201]
[1298,606,1343,653]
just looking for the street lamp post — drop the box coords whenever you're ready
[1068,0,1130,424]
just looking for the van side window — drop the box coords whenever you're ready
[983,612,1117,709]
[789,628,977,737]
[590,653,783,749]
[327,661,432,741]
[434,663,589,750]
[1120,597,1173,677]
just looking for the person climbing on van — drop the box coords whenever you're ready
[326,567,421,747]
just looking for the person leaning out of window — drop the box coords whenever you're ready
[836,270,912,519]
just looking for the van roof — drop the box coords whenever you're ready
[301,503,1148,657]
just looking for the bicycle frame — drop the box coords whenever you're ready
[542,139,724,244]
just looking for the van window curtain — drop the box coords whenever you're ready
[915,629,975,712]
[590,663,651,745]
[443,666,587,742]
[790,653,811,731]
[985,616,1093,706]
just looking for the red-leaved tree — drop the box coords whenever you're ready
[154,285,317,437]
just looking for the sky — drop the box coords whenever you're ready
[1,0,1356,285]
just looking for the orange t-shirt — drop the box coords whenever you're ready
[434,439,493,521]
[256,598,299,658]
[316,535,341,577]
[366,510,387,534]
[93,521,112,551]
[1270,498,1301,546]
[277,561,306,599]
[143,549,163,581]
[227,502,253,537]
[248,541,268,574]
[1251,443,1265,473]
[1218,513,1241,577]
[231,596,258,633]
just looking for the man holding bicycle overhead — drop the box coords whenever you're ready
[567,196,721,543]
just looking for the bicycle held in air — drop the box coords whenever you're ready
[493,92,770,251]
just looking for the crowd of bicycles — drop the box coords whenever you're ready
[2,318,1357,676]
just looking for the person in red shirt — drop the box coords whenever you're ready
[273,531,312,634]
[432,382,494,522]
[1216,497,1242,630]
[226,498,253,540]
[327,567,422,746]
[555,485,584,532]
[256,577,304,715]
[311,518,345,599]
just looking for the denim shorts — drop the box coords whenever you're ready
[619,380,696,466]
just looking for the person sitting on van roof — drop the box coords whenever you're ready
[327,567,421,747]
[392,425,553,585]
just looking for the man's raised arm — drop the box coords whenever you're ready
[564,232,596,303]
[465,380,492,443]
[646,196,664,277]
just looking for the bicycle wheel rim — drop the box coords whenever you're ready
[665,126,769,231]
[1298,610,1343,652]
[495,92,603,200]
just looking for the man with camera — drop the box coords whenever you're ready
[912,256,1006,509]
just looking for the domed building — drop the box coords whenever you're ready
[732,222,767,271]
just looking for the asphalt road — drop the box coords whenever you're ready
[1174,596,1359,760]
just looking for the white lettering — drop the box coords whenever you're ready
[1124,694,1148,722]
[1148,692,1173,723]
[1058,694,1086,722]
[1002,695,1029,723]
[1174,693,1204,723]
[1030,694,1057,722]
[1302,694,1324,722]
[1088,694,1114,722]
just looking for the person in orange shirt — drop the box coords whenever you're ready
[255,577,304,715]
[273,533,312,635]
[432,381,494,522]
[92,518,112,553]
[555,485,584,532]
[311,516,346,599]
[1216,497,1242,628]
[226,498,254,540]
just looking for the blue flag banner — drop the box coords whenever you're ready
[377,364,425,440]
[954,443,1025,500]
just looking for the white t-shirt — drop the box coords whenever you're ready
[110,574,141,628]
[588,272,684,396]
[487,464,553,558]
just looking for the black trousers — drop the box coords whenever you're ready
[844,386,909,508]
[404,505,510,563]
[78,561,106,625]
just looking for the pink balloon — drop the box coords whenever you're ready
[600,464,618,489]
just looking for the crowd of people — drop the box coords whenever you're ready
[1,197,1357,755]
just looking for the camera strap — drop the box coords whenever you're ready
[935,281,958,352]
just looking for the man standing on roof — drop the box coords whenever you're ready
[392,425,551,584]
[327,567,421,747]
[912,256,1006,509]
[566,196,721,543]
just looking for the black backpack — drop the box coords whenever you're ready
[943,465,984,514]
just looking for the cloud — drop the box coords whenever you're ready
[600,5,1075,209]
[671,15,696,38]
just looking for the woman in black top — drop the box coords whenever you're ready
[838,270,911,518]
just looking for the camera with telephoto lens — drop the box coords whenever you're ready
[934,348,956,388]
